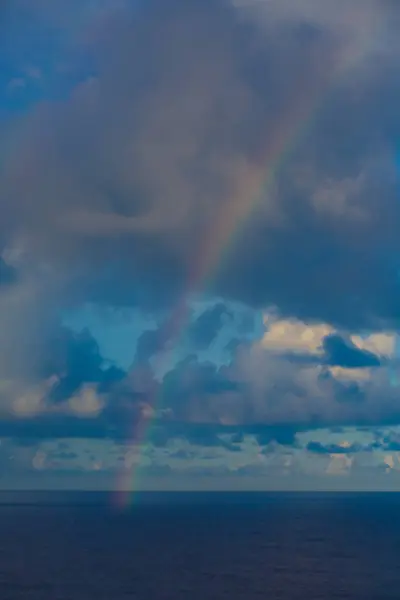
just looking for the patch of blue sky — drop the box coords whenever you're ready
[154,300,265,377]
[0,2,101,120]
[63,304,157,370]
[63,300,265,374]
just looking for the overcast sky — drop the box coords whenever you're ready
[1,0,400,492]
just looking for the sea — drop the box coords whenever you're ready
[0,492,399,599]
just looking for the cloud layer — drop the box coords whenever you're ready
[2,0,400,323]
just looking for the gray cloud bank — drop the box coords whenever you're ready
[2,0,400,323]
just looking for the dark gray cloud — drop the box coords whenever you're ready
[44,327,125,402]
[256,428,298,447]
[276,333,383,369]
[374,430,400,452]
[322,334,381,368]
[0,258,17,287]
[187,303,233,350]
[1,0,400,331]
[306,441,366,454]
[134,328,166,364]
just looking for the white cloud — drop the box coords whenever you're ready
[328,366,372,381]
[326,453,353,475]
[68,385,104,417]
[260,313,332,355]
[32,450,47,471]
[350,332,396,359]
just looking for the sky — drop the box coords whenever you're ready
[2,0,400,494]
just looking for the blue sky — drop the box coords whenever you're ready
[1,0,400,491]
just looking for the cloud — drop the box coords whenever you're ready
[306,441,366,454]
[350,333,396,359]
[3,424,400,490]
[0,309,397,441]
[322,334,381,367]
[152,315,400,432]
[0,258,17,287]
[254,314,394,369]
[260,314,333,355]
[134,329,166,364]
[187,303,233,350]
[1,0,400,330]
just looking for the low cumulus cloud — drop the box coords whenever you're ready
[155,332,398,432]
[0,311,398,442]
[4,426,400,487]
[1,0,400,445]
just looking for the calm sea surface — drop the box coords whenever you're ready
[0,492,399,599]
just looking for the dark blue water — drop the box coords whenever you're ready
[0,492,399,599]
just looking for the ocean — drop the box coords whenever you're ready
[0,492,399,599]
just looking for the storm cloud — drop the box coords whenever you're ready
[1,0,400,324]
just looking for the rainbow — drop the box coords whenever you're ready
[114,13,384,508]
